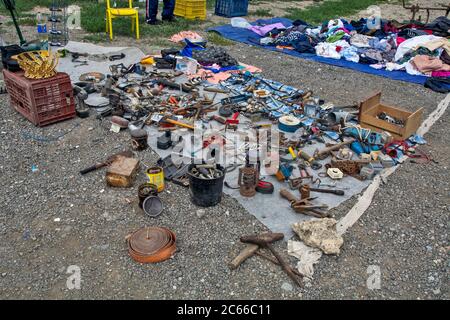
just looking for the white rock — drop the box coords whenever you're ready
[281,282,293,292]
[292,218,343,255]
[196,209,206,218]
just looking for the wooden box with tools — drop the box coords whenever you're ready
[358,92,423,139]
[106,156,140,188]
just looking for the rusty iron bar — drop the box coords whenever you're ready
[402,0,450,22]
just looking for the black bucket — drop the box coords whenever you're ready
[188,164,225,207]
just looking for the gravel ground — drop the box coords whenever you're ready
[0,38,449,300]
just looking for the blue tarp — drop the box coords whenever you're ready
[209,18,445,88]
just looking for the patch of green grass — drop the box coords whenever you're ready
[3,0,222,45]
[18,17,36,26]
[0,0,96,14]
[207,31,234,46]
[207,0,216,9]
[142,19,205,38]
[0,0,53,14]
[285,0,389,25]
[249,9,274,17]
[148,37,175,48]
[81,1,205,39]
[82,33,105,43]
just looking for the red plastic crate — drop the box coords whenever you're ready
[3,70,75,127]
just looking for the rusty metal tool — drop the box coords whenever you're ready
[204,87,230,94]
[229,242,303,278]
[280,189,329,218]
[80,150,133,175]
[402,0,450,22]
[210,115,227,124]
[313,138,355,160]
[229,244,260,270]
[288,170,312,189]
[156,78,194,93]
[240,233,302,287]
[229,232,284,270]
[297,149,322,170]
[254,251,304,277]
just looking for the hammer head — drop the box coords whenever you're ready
[240,232,284,247]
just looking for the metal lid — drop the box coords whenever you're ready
[142,196,163,217]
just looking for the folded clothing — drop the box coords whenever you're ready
[411,55,450,74]
[316,42,341,59]
[394,34,441,61]
[431,71,450,77]
[421,37,450,56]
[350,33,374,48]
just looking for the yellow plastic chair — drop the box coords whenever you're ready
[106,0,140,40]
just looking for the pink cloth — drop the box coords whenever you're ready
[396,37,406,46]
[248,23,286,36]
[411,55,450,74]
[431,71,450,77]
[170,31,203,43]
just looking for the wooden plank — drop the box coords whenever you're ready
[359,122,403,140]
[358,92,381,119]
[360,113,403,135]
[403,107,424,138]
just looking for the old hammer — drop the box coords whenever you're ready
[229,232,283,270]
[240,233,302,287]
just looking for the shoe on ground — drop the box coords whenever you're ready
[147,19,162,25]
[162,16,176,22]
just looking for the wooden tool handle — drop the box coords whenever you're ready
[310,188,345,196]
[229,244,259,270]
[266,244,302,287]
[80,163,103,175]
[164,118,194,130]
[298,150,314,162]
[280,189,298,203]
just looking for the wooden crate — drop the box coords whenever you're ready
[358,92,423,140]
[106,156,140,188]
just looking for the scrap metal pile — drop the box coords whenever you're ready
[2,38,431,287]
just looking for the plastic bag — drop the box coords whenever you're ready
[231,17,251,29]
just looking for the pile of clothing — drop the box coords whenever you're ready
[246,17,450,92]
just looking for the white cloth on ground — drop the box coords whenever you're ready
[394,35,441,62]
[315,42,341,59]
[287,240,323,279]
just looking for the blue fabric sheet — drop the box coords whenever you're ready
[208,18,448,88]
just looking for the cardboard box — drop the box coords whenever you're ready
[358,92,423,140]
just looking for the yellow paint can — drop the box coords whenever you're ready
[146,167,165,192]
